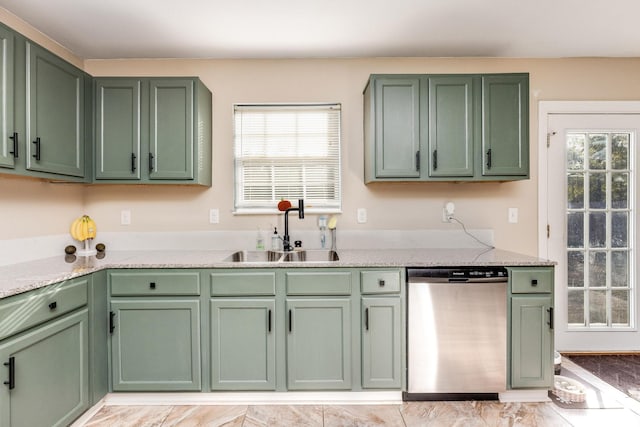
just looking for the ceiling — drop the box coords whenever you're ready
[0,0,639,60]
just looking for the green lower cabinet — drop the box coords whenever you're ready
[110,299,201,391]
[361,297,401,389]
[0,309,89,427]
[511,295,554,388]
[286,298,351,390]
[210,299,276,390]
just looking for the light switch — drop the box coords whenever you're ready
[209,208,220,224]
[508,208,518,224]
[121,210,131,225]
[357,208,367,224]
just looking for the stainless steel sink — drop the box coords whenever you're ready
[281,250,340,262]
[223,249,339,263]
[223,250,283,262]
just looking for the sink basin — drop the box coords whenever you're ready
[223,249,339,263]
[281,250,340,262]
[223,250,283,262]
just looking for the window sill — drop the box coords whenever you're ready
[233,208,341,216]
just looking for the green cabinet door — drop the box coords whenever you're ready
[110,299,201,391]
[0,309,89,427]
[361,297,401,389]
[95,78,142,179]
[369,76,421,179]
[428,76,474,177]
[511,295,554,388]
[149,79,194,180]
[482,74,529,177]
[286,298,351,390]
[0,25,14,169]
[210,299,276,390]
[25,42,85,177]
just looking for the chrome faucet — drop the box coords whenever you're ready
[283,199,304,252]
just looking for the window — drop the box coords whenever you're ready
[233,104,341,213]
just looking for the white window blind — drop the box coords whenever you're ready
[234,104,341,212]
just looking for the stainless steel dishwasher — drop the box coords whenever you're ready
[405,267,508,400]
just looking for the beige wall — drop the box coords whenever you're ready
[2,8,640,256]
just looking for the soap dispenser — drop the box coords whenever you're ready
[271,227,281,251]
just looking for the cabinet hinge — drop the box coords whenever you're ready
[546,131,557,148]
[547,224,550,238]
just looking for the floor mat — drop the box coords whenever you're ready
[567,354,640,402]
[549,366,622,409]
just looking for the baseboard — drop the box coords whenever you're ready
[498,389,550,403]
[69,398,107,427]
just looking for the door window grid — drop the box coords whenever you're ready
[566,132,634,329]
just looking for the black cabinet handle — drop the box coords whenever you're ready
[3,357,14,390]
[433,150,438,170]
[486,148,492,169]
[548,307,554,330]
[48,301,57,310]
[130,153,137,173]
[109,311,116,334]
[268,309,272,333]
[149,282,156,289]
[288,309,292,333]
[365,308,369,331]
[415,150,420,172]
[149,153,154,172]
[531,279,538,286]
[32,137,41,161]
[378,279,385,287]
[9,132,18,158]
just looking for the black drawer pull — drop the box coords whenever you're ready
[149,282,156,289]
[531,279,538,286]
[48,301,57,310]
[4,357,15,390]
[548,307,554,330]
[268,309,272,333]
[9,132,18,158]
[131,152,137,173]
[486,148,492,169]
[365,308,369,330]
[288,309,292,333]
[378,279,385,287]
[32,137,41,160]
[149,153,154,172]
[109,311,116,334]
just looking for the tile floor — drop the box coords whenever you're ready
[78,359,640,427]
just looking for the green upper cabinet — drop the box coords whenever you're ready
[0,26,14,169]
[95,78,142,179]
[25,41,85,178]
[93,77,211,186]
[364,76,422,180]
[364,73,529,182]
[428,76,474,177]
[481,74,529,177]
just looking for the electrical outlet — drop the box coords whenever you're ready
[508,207,518,224]
[442,202,455,222]
[121,210,131,225]
[357,208,367,224]
[209,208,220,224]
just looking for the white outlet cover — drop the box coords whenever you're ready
[508,207,518,224]
[357,208,367,224]
[121,210,131,225]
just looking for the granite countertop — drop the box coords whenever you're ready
[0,247,554,299]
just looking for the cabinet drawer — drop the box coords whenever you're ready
[210,272,276,296]
[110,271,200,296]
[361,270,401,294]
[286,271,352,295]
[510,268,553,293]
[0,277,88,341]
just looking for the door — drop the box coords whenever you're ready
[210,298,276,390]
[361,297,401,389]
[286,298,351,390]
[95,78,142,179]
[373,77,421,178]
[149,79,194,180]
[25,42,84,177]
[0,310,88,427]
[511,295,554,388]
[544,110,640,351]
[428,76,474,177]
[481,74,529,176]
[0,26,14,169]
[110,299,201,391]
